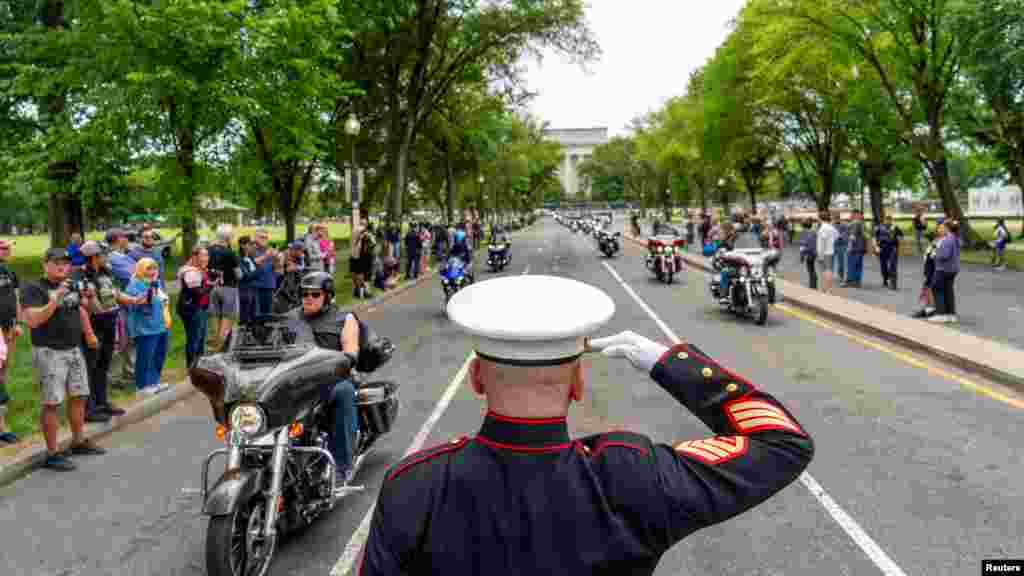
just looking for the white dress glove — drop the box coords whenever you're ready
[588,330,670,374]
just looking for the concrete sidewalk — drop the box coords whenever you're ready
[623,233,1024,393]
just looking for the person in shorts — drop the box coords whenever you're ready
[0,238,22,443]
[207,224,241,347]
[23,248,106,471]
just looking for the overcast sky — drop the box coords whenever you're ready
[522,1,746,137]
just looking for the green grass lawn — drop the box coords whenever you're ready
[0,236,463,449]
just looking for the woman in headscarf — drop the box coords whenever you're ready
[125,258,170,395]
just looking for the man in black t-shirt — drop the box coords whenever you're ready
[23,247,107,471]
[207,224,241,347]
[0,239,22,443]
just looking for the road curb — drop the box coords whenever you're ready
[0,222,540,487]
[622,234,1024,393]
[0,381,197,486]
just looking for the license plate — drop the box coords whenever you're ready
[228,429,245,447]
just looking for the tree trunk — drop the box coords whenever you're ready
[925,152,982,247]
[816,162,836,212]
[444,144,456,226]
[176,121,198,259]
[43,0,82,248]
[866,171,885,223]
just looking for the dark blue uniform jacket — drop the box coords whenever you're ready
[359,342,815,575]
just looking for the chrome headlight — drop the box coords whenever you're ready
[655,246,663,254]
[230,404,266,437]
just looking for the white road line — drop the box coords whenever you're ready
[601,260,909,576]
[332,266,530,576]
[331,353,473,576]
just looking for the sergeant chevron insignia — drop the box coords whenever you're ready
[725,399,803,435]
[674,436,748,464]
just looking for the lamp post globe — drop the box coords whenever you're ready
[345,115,361,136]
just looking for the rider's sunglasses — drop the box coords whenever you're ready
[301,290,323,299]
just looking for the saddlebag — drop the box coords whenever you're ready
[357,380,399,437]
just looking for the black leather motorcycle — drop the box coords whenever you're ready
[596,230,621,257]
[190,314,398,576]
[487,241,511,272]
[708,248,781,325]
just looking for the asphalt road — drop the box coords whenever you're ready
[2,218,1022,576]
[645,221,1024,351]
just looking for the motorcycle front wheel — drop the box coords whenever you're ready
[206,497,276,576]
[756,294,769,326]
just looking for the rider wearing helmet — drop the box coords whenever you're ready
[449,228,474,283]
[288,271,361,486]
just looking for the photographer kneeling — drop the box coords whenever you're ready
[23,248,106,471]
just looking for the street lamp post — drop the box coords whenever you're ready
[478,175,485,224]
[345,115,361,255]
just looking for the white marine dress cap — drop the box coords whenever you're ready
[446,275,616,365]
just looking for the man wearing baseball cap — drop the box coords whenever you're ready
[74,241,148,422]
[22,248,106,471]
[358,275,814,574]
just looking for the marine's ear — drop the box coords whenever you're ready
[469,357,484,396]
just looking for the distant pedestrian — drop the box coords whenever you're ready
[404,225,422,280]
[237,236,258,324]
[303,224,324,272]
[992,218,1010,271]
[844,211,866,288]
[419,223,432,274]
[207,224,240,347]
[319,223,336,275]
[251,229,278,314]
[75,241,146,422]
[833,213,849,284]
[177,246,214,367]
[874,215,902,289]
[799,219,818,290]
[913,223,944,319]
[67,232,86,271]
[816,212,837,293]
[912,209,927,254]
[929,220,961,324]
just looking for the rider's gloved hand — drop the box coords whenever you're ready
[588,331,669,375]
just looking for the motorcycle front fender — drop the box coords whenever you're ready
[204,467,265,517]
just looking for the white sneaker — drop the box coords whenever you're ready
[945,315,958,324]
[154,382,172,394]
[927,315,948,323]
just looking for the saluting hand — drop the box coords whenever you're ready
[587,330,669,375]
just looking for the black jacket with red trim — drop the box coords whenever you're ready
[358,342,814,575]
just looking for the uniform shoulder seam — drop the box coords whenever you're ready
[386,436,470,482]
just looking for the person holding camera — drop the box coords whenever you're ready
[22,248,106,471]
[177,246,214,368]
[74,241,149,423]
[207,224,240,347]
[125,258,171,395]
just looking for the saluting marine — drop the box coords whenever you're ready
[358,275,814,575]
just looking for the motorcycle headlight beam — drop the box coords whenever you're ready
[229,404,267,437]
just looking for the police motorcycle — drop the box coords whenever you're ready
[708,247,781,326]
[190,296,398,576]
[596,229,621,257]
[487,240,511,272]
[645,235,687,284]
[440,256,472,310]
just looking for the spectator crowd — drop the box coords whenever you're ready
[0,213,506,473]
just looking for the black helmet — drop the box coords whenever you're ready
[300,271,335,305]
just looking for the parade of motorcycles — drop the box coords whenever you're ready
[4,206,1022,576]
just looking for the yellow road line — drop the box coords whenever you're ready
[775,302,1024,410]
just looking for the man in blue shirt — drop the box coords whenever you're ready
[67,232,86,270]
[105,229,138,389]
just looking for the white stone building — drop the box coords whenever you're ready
[543,127,608,199]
